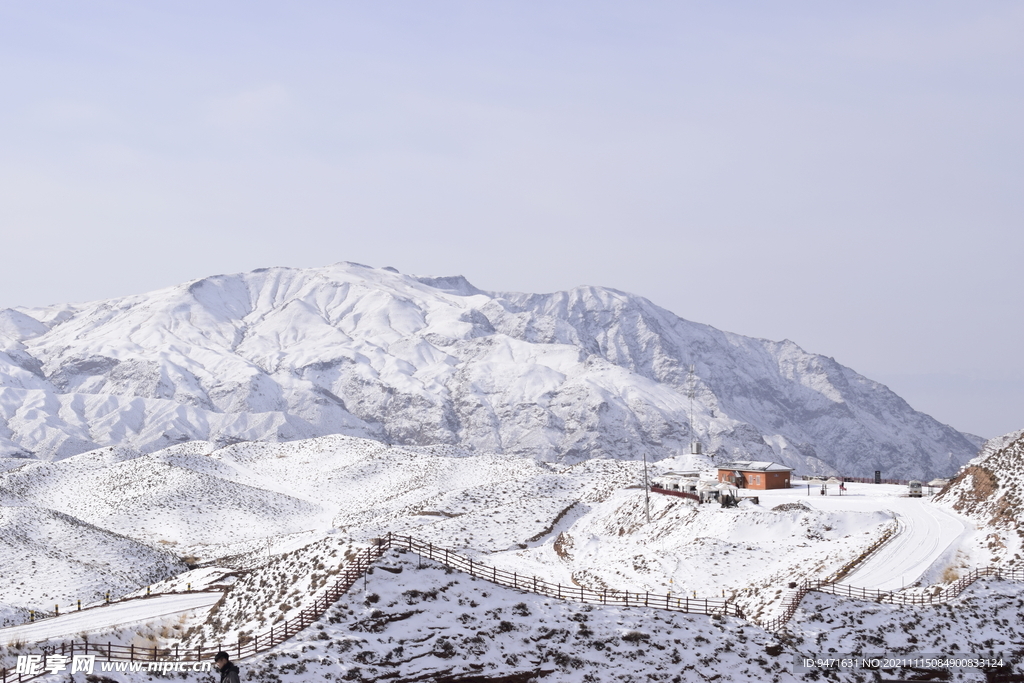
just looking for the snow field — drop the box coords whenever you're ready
[211,550,792,683]
[0,435,982,646]
[64,550,1024,683]
[0,505,186,628]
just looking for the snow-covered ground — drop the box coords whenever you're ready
[4,435,1018,681]
[0,438,982,631]
[38,550,1023,683]
[747,482,970,590]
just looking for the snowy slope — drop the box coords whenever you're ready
[934,429,1024,566]
[3,434,1013,681]
[0,504,186,627]
[1,435,976,644]
[0,443,328,556]
[72,551,1024,683]
[0,263,978,478]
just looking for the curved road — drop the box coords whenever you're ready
[0,592,221,647]
[838,499,968,591]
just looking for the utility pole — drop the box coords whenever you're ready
[687,364,702,456]
[642,451,651,524]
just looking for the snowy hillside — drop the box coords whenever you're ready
[3,434,1015,680]
[935,429,1024,566]
[0,435,954,640]
[0,504,186,627]
[0,262,978,478]
[64,550,1024,683]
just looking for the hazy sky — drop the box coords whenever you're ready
[0,2,1021,438]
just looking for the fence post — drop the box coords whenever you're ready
[130,644,134,661]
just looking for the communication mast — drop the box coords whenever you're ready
[642,451,651,524]
[687,364,702,455]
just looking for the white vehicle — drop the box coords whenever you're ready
[908,480,923,498]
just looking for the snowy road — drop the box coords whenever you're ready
[756,483,969,591]
[840,500,968,591]
[0,592,221,646]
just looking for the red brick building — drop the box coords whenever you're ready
[717,461,793,490]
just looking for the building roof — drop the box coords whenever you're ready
[717,461,794,472]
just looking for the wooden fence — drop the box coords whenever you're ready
[649,485,701,503]
[753,565,1024,634]
[757,585,814,633]
[382,533,738,617]
[1,543,385,683]
[810,566,1024,605]
[1,534,735,682]
[827,476,912,486]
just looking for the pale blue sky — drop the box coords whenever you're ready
[0,2,1021,437]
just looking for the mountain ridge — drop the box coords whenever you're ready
[0,262,979,478]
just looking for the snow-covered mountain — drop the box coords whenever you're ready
[0,262,979,478]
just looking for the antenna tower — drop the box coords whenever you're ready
[687,364,702,455]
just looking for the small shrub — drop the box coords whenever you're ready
[512,602,530,617]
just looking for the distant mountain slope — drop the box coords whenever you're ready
[0,263,978,477]
[935,429,1024,564]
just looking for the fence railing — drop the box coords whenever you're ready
[811,566,1024,605]
[1,543,386,683]
[649,485,701,503]
[753,565,1024,634]
[1,534,736,683]
[824,520,899,585]
[757,585,813,633]
[816,476,913,486]
[382,533,739,617]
